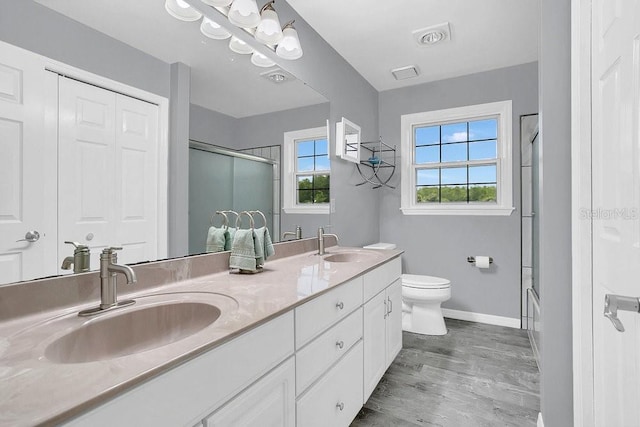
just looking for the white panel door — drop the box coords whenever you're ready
[592,0,640,425]
[58,78,159,270]
[0,41,54,284]
[58,77,116,271]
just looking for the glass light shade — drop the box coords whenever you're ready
[165,0,202,22]
[251,51,276,68]
[229,36,254,54]
[201,17,232,40]
[276,26,303,60]
[255,9,283,45]
[201,0,232,6]
[228,0,260,28]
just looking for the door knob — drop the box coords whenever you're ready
[16,230,40,243]
[604,294,640,332]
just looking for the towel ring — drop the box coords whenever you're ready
[223,210,239,226]
[210,211,229,228]
[249,210,267,228]
[236,211,255,230]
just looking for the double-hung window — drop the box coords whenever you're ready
[400,100,514,215]
[283,126,330,214]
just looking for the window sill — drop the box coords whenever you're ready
[283,206,330,215]
[400,206,515,216]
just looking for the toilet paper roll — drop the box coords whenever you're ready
[475,256,491,269]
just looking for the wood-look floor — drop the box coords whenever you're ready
[352,319,539,427]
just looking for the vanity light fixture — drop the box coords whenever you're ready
[229,35,254,54]
[276,20,303,60]
[251,51,276,67]
[201,17,232,39]
[255,1,283,45]
[228,0,261,28]
[201,0,232,6]
[165,0,202,21]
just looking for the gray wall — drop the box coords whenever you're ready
[190,104,238,147]
[0,0,170,98]
[378,62,538,320]
[539,0,573,425]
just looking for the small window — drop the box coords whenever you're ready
[284,126,330,214]
[401,101,514,215]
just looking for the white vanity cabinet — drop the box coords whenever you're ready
[363,257,403,402]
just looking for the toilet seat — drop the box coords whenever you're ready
[401,274,450,290]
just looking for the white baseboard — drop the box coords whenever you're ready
[537,412,544,427]
[442,308,521,328]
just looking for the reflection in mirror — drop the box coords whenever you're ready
[0,0,330,286]
[335,117,361,163]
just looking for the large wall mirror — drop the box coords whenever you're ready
[0,0,330,286]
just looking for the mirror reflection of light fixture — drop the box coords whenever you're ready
[201,17,232,40]
[251,51,276,67]
[276,20,303,60]
[201,0,233,6]
[255,1,283,45]
[229,36,254,54]
[228,0,261,28]
[165,0,202,21]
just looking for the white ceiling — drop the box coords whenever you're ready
[287,0,539,92]
[33,0,327,118]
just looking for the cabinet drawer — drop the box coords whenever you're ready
[295,276,363,348]
[296,341,364,427]
[296,308,363,394]
[363,257,401,302]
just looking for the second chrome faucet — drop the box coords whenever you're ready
[317,227,339,255]
[78,247,137,317]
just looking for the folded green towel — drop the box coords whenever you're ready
[254,227,275,266]
[224,227,236,251]
[229,229,257,271]
[205,226,228,253]
[254,229,265,267]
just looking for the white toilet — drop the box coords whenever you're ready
[363,243,452,336]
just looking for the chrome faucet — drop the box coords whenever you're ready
[61,241,91,273]
[317,227,339,255]
[282,225,302,240]
[78,247,137,317]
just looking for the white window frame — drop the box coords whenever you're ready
[283,126,330,214]
[400,100,514,216]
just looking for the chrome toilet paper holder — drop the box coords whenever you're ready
[467,256,494,265]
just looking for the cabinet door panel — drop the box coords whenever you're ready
[386,279,403,366]
[363,290,387,402]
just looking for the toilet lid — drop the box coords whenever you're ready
[402,274,450,289]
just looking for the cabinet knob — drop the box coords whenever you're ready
[336,402,344,411]
[336,301,344,310]
[336,340,344,349]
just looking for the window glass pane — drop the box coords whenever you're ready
[440,185,467,202]
[415,126,439,146]
[297,189,314,204]
[315,139,328,155]
[469,140,497,160]
[297,175,313,190]
[315,155,330,171]
[469,184,497,203]
[416,169,439,186]
[416,186,439,203]
[441,142,467,163]
[297,140,314,157]
[441,122,467,143]
[469,165,497,183]
[415,145,439,164]
[297,157,314,172]
[313,174,330,189]
[469,119,497,141]
[441,167,467,185]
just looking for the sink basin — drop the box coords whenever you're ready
[323,251,378,263]
[45,301,221,364]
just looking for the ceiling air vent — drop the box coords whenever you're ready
[413,22,451,47]
[391,65,419,81]
[260,67,295,84]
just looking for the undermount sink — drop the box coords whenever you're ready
[8,292,238,364]
[323,251,378,263]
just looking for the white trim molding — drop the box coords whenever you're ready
[400,100,514,216]
[283,126,330,215]
[537,412,544,427]
[442,308,521,328]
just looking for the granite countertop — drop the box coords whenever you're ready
[0,245,401,426]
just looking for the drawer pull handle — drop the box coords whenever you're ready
[388,297,393,314]
[336,402,344,411]
[336,301,344,310]
[336,340,344,349]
